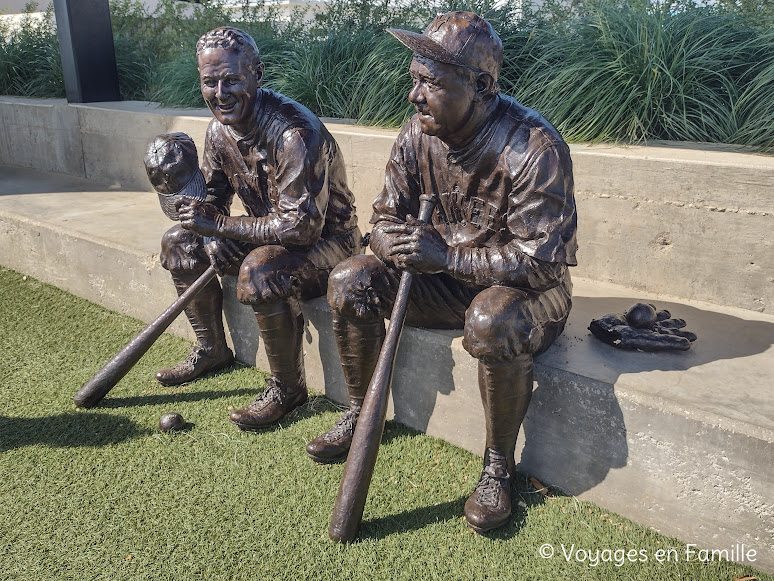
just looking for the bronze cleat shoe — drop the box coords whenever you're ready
[306,409,359,464]
[155,345,234,386]
[464,448,513,534]
[229,377,307,431]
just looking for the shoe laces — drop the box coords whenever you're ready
[248,377,286,410]
[323,410,359,442]
[475,450,511,507]
[177,345,205,370]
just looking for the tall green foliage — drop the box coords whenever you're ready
[269,31,413,125]
[0,4,62,97]
[1,0,772,149]
[513,4,764,144]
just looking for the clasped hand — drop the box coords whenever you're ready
[381,215,448,273]
[176,200,243,275]
[177,199,224,237]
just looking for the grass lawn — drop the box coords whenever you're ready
[0,265,770,581]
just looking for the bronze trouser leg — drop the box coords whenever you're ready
[464,283,571,478]
[172,271,228,353]
[252,297,306,392]
[478,354,533,477]
[161,224,229,354]
[331,314,386,411]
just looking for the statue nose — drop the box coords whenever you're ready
[408,84,424,104]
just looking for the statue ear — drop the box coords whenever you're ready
[475,72,496,99]
[254,61,265,87]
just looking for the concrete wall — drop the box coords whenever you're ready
[1,96,773,314]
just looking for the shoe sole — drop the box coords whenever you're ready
[465,514,511,535]
[306,450,348,464]
[229,419,276,432]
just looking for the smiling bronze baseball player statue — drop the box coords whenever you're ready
[309,12,577,533]
[156,27,361,430]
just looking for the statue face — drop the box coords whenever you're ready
[198,48,259,132]
[408,57,477,144]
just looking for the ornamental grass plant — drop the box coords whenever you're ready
[510,4,774,146]
[1,0,773,148]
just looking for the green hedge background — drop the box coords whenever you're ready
[1,0,773,149]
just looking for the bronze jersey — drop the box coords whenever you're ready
[372,94,577,289]
[202,88,358,249]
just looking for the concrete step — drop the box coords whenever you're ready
[1,164,773,571]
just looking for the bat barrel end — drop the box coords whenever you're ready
[328,520,360,543]
[73,375,114,408]
[73,390,100,409]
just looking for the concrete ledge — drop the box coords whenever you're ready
[1,97,772,313]
[1,164,773,571]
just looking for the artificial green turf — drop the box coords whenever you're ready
[0,265,770,581]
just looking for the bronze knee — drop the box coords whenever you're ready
[159,224,209,276]
[237,245,315,305]
[327,254,392,321]
[463,286,539,364]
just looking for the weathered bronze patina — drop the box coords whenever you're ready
[589,303,697,351]
[321,11,578,536]
[73,133,216,409]
[158,412,186,432]
[158,27,361,429]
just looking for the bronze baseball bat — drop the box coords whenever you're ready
[73,265,217,408]
[328,192,436,542]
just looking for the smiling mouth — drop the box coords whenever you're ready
[217,102,237,113]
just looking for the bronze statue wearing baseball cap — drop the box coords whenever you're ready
[316,12,577,533]
[155,27,361,430]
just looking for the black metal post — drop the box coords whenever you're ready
[52,0,121,103]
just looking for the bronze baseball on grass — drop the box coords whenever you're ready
[159,412,186,432]
[321,11,577,538]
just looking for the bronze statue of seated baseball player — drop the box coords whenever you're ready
[310,12,577,534]
[154,27,361,430]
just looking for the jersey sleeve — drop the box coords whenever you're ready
[369,125,424,262]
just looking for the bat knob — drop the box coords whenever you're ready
[417,193,437,223]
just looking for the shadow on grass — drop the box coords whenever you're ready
[0,412,148,452]
[381,419,423,445]
[357,421,555,540]
[359,473,553,540]
[100,387,258,408]
[360,496,468,539]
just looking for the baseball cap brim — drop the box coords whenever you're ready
[387,28,464,68]
[157,169,207,221]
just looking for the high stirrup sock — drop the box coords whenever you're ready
[478,354,534,476]
[331,314,385,411]
[253,297,306,391]
[172,272,227,352]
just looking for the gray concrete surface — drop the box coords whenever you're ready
[1,163,773,571]
[2,96,773,312]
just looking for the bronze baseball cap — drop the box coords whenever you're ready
[144,133,206,220]
[387,11,503,81]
